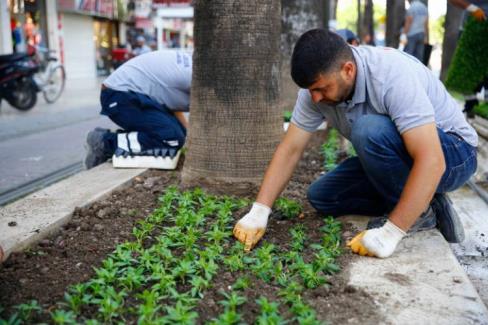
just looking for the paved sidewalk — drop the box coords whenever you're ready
[344,216,488,324]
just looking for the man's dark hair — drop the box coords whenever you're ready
[291,29,354,88]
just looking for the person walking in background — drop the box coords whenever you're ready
[400,0,429,62]
[84,50,191,169]
[132,36,151,56]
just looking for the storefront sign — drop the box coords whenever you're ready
[153,0,192,7]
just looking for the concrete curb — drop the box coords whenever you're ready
[342,216,488,324]
[0,163,146,261]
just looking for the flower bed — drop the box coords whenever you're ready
[0,129,381,324]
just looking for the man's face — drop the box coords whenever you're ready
[307,61,356,105]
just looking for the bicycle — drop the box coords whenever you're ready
[33,46,66,104]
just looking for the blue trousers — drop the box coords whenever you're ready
[100,88,186,151]
[404,32,425,62]
[308,115,477,217]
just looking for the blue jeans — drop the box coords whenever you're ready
[404,32,425,62]
[100,88,186,151]
[308,115,477,216]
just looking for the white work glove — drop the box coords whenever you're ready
[347,220,407,258]
[233,202,271,252]
[467,4,487,21]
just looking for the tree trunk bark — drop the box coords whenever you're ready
[440,3,463,81]
[182,0,282,191]
[357,0,362,38]
[280,0,326,110]
[362,0,375,44]
[385,0,405,48]
[330,0,338,20]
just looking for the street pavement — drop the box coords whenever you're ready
[0,77,116,194]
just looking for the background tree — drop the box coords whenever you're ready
[357,0,362,38]
[385,0,405,48]
[182,0,282,190]
[280,0,327,110]
[440,3,463,81]
[361,0,375,44]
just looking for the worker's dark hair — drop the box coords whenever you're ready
[291,29,354,88]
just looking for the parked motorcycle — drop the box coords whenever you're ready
[0,53,39,111]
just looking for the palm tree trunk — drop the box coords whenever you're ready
[440,3,463,81]
[281,0,326,110]
[182,0,282,190]
[385,0,405,48]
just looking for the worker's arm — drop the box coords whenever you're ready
[174,111,189,129]
[400,15,413,45]
[233,123,313,251]
[349,123,445,258]
[388,123,445,230]
[403,15,413,36]
[449,0,487,20]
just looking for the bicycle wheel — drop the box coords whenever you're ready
[43,65,66,103]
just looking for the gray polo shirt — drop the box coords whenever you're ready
[406,1,428,37]
[104,50,192,111]
[291,46,478,147]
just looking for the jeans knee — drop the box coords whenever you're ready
[307,181,336,214]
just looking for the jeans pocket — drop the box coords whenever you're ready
[439,152,477,192]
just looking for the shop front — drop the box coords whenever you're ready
[8,0,49,54]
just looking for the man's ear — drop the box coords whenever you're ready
[342,61,356,81]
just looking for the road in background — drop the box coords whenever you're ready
[0,77,116,198]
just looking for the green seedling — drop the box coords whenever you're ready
[206,224,231,244]
[218,291,247,311]
[274,197,302,219]
[172,259,196,283]
[136,289,162,324]
[190,275,211,298]
[278,281,303,304]
[208,310,242,325]
[50,309,77,324]
[290,225,307,252]
[163,301,198,324]
[120,266,146,291]
[322,128,339,171]
[232,276,251,291]
[313,250,340,275]
[255,296,286,325]
[14,300,42,322]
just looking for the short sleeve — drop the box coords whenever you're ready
[290,89,325,132]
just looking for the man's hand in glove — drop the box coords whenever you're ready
[233,202,271,252]
[347,220,407,258]
[467,4,487,21]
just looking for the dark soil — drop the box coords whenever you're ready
[0,130,382,324]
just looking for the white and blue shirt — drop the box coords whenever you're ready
[103,50,192,111]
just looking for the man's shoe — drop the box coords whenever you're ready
[84,128,114,169]
[431,193,465,243]
[367,206,437,233]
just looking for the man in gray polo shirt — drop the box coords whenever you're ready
[233,29,478,258]
[400,0,429,61]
